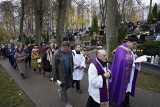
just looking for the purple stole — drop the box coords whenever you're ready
[92,59,109,106]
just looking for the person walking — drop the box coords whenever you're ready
[24,45,32,68]
[14,46,27,79]
[42,46,52,77]
[86,50,111,107]
[72,44,86,93]
[155,21,160,40]
[31,46,41,73]
[7,44,14,67]
[51,41,73,107]
[109,35,139,107]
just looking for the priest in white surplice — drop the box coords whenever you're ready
[86,50,111,107]
[72,44,86,93]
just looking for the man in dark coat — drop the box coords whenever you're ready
[51,41,73,107]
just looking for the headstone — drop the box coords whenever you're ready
[91,39,97,45]
[75,36,80,44]
[146,56,151,62]
[85,30,89,35]
[138,34,146,43]
[151,56,155,64]
[99,30,104,35]
[154,55,159,64]
[158,57,160,64]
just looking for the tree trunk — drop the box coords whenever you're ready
[149,0,152,16]
[121,0,126,23]
[99,0,107,26]
[20,0,25,44]
[33,0,43,47]
[56,0,68,46]
[106,0,120,61]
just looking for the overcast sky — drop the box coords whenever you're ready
[142,0,160,6]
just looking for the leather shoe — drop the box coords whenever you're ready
[77,90,83,94]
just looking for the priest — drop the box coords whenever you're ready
[109,35,139,106]
[86,49,111,107]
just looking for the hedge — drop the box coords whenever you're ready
[137,41,160,56]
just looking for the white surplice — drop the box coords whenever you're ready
[88,58,110,104]
[72,50,86,80]
[126,53,141,93]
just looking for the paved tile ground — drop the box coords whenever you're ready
[0,57,160,107]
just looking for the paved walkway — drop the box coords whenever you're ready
[0,58,160,107]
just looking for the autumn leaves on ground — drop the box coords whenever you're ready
[0,65,35,107]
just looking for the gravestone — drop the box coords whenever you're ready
[154,55,159,64]
[151,56,155,64]
[138,34,146,43]
[91,39,97,45]
[75,36,80,44]
[99,30,104,35]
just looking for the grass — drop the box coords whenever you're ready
[137,71,160,93]
[0,65,36,107]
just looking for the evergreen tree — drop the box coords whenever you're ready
[147,13,154,21]
[91,15,99,34]
[157,11,160,21]
[152,3,157,19]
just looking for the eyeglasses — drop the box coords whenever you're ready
[132,42,137,45]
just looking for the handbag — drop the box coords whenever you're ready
[37,58,42,63]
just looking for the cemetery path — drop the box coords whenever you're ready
[0,52,160,107]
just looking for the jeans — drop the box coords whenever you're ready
[60,76,72,104]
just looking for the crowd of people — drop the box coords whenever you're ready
[0,34,142,107]
[0,43,59,79]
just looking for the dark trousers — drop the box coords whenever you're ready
[60,76,72,104]
[86,96,100,107]
[72,80,80,90]
[8,55,14,66]
[122,92,130,106]
[25,57,31,67]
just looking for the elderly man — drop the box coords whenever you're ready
[86,50,111,107]
[51,41,73,107]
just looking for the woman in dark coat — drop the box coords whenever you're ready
[42,46,52,77]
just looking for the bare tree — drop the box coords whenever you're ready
[73,0,88,29]
[32,0,43,47]
[99,0,107,26]
[56,0,68,46]
[0,1,18,41]
[20,0,25,44]
[121,0,126,22]
[23,0,34,36]
[149,0,152,16]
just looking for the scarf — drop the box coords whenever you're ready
[92,58,109,107]
[47,51,52,65]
